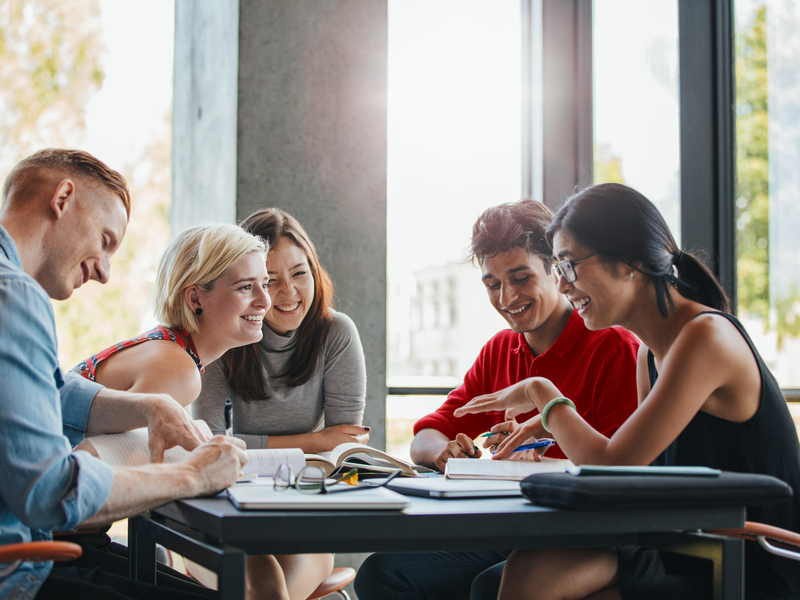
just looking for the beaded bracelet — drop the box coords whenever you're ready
[541,397,576,433]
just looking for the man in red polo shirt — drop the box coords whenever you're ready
[411,198,639,470]
[355,199,639,600]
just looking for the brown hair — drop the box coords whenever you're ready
[2,148,130,218]
[222,208,335,400]
[469,198,554,271]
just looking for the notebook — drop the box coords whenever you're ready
[226,482,410,511]
[386,477,522,499]
[444,457,573,481]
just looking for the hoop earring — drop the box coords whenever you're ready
[195,308,203,316]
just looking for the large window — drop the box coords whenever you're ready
[593,0,681,239]
[735,1,800,403]
[386,0,521,458]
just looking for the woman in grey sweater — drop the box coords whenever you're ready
[192,208,368,600]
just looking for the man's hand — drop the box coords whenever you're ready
[141,395,209,463]
[83,435,250,526]
[85,387,208,461]
[433,433,481,472]
[185,435,249,496]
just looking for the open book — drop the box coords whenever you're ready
[86,422,306,480]
[444,457,574,481]
[305,443,432,477]
[86,426,429,479]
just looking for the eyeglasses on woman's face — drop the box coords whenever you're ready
[553,253,597,283]
[273,463,401,494]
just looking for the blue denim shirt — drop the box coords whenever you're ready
[0,225,113,599]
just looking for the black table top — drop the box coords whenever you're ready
[150,492,746,555]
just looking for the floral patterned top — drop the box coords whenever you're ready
[72,324,204,382]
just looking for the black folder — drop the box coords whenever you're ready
[520,470,793,511]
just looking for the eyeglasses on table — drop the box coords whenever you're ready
[273,463,401,494]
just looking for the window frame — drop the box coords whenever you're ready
[387,0,755,398]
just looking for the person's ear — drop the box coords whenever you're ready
[184,285,202,313]
[49,180,76,220]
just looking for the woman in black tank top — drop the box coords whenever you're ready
[454,184,800,600]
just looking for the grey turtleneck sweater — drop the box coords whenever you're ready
[191,310,366,449]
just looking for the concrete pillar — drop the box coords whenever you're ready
[172,1,239,226]
[172,1,388,452]
[174,5,387,594]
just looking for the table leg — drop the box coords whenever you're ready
[132,515,247,599]
[216,549,247,600]
[639,532,744,600]
[128,514,157,584]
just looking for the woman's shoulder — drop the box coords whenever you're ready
[680,310,740,341]
[328,309,361,339]
[106,335,199,373]
[95,336,202,404]
[671,310,752,364]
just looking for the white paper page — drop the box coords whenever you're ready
[241,448,306,477]
[90,428,156,466]
[445,458,572,480]
[89,421,215,467]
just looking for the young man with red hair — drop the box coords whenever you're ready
[356,199,640,600]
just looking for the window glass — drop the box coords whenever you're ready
[386,0,520,459]
[735,1,800,401]
[593,0,681,242]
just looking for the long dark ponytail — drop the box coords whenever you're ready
[547,183,730,316]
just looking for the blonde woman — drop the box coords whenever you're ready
[73,223,270,406]
[74,224,306,600]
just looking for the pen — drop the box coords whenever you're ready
[480,431,510,438]
[510,439,556,453]
[224,397,233,437]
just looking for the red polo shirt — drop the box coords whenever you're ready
[414,309,640,460]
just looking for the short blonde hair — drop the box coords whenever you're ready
[155,224,267,332]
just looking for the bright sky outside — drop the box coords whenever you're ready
[81,1,765,275]
[87,0,521,285]
[83,0,175,173]
[593,0,681,239]
[387,0,521,283]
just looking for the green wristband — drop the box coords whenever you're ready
[541,397,576,433]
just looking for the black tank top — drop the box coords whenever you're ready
[648,312,800,596]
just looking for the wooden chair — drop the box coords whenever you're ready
[708,521,800,562]
[0,540,83,578]
[306,567,356,600]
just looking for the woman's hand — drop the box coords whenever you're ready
[480,420,519,451]
[490,415,551,461]
[454,377,563,420]
[313,424,370,452]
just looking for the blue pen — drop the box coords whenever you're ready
[511,439,556,453]
[480,431,510,438]
[491,439,557,455]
